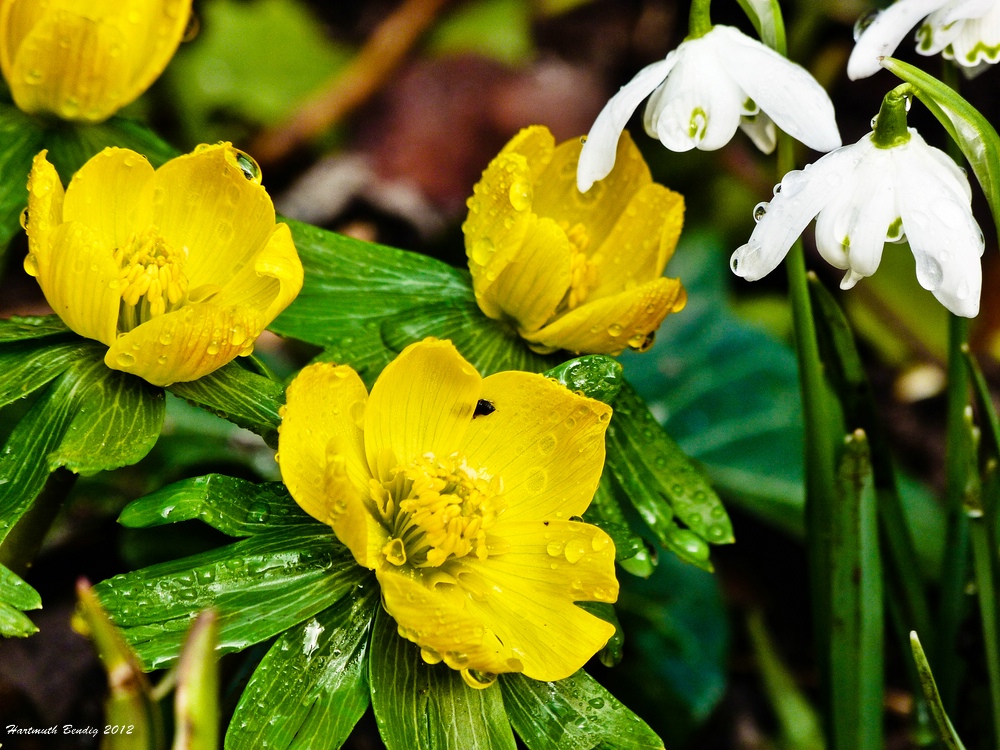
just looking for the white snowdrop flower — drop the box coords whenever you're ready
[577,24,842,193]
[730,91,984,317]
[849,0,1000,80]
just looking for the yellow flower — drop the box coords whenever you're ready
[278,338,618,688]
[24,142,302,387]
[0,0,191,122]
[463,125,687,355]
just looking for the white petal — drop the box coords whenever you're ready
[730,144,866,281]
[835,146,897,284]
[919,6,967,54]
[739,112,777,154]
[651,38,743,152]
[714,26,841,153]
[941,0,995,24]
[577,55,677,192]
[894,132,985,316]
[848,0,949,79]
[947,3,1000,65]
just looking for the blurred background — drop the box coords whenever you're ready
[3,0,998,747]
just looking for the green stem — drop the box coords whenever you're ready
[688,0,712,38]
[0,468,77,577]
[938,313,971,714]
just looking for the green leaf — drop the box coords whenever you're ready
[272,220,474,383]
[575,601,623,668]
[583,475,648,569]
[734,0,786,51]
[43,116,179,183]
[0,602,39,637]
[0,314,72,343]
[165,0,352,145]
[0,338,92,409]
[174,611,221,750]
[543,356,624,405]
[830,430,884,750]
[605,383,732,570]
[227,581,377,750]
[881,57,1000,237]
[369,606,517,750]
[0,564,40,611]
[94,528,364,669]
[0,565,41,638]
[379,301,556,378]
[167,360,284,447]
[910,632,968,750]
[0,105,45,262]
[48,360,165,475]
[119,474,316,536]
[501,670,662,750]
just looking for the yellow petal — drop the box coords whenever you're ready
[498,125,558,182]
[364,339,481,479]
[3,0,190,122]
[31,222,121,347]
[0,0,42,77]
[463,128,555,313]
[115,0,192,111]
[524,277,686,355]
[466,519,617,681]
[104,303,261,386]
[63,148,155,250]
[588,183,685,300]
[211,222,303,327]
[377,566,513,677]
[279,362,383,568]
[136,143,276,289]
[378,519,618,682]
[531,130,651,254]
[480,214,572,334]
[24,150,65,258]
[460,371,610,522]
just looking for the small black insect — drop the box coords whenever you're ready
[473,399,496,418]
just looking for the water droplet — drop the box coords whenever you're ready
[230,324,248,346]
[24,68,42,84]
[916,256,944,290]
[207,340,221,355]
[247,501,270,523]
[870,115,878,129]
[854,9,881,41]
[350,400,366,428]
[18,207,28,230]
[772,183,782,196]
[158,331,173,345]
[508,180,532,211]
[546,540,564,557]
[232,149,262,184]
[753,202,768,223]
[471,238,494,266]
[564,538,588,564]
[607,323,623,338]
[591,533,610,552]
[116,352,136,367]
[538,433,557,455]
[157,355,168,365]
[588,697,605,709]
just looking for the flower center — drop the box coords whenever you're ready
[560,221,600,311]
[372,453,504,569]
[115,227,190,332]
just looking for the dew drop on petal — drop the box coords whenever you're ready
[854,9,881,41]
[508,180,531,211]
[607,323,623,338]
[564,539,588,564]
[772,183,782,196]
[753,202,768,223]
[232,149,262,184]
[116,352,136,367]
[18,208,28,229]
[546,540,564,557]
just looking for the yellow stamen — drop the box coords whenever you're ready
[115,226,189,332]
[373,453,504,569]
[559,221,598,311]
